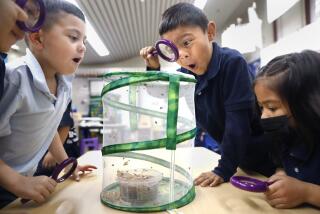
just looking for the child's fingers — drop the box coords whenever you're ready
[268,174,283,183]
[209,177,223,187]
[266,197,286,208]
[194,175,206,185]
[200,178,213,187]
[78,165,97,173]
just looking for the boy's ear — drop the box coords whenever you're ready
[27,31,44,50]
[207,21,216,41]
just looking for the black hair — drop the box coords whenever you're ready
[254,50,320,147]
[159,2,208,36]
[25,0,85,46]
[42,0,85,30]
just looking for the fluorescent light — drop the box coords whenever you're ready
[86,22,110,56]
[193,0,207,9]
[65,0,110,56]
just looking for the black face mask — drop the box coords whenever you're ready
[260,115,289,133]
[260,115,290,167]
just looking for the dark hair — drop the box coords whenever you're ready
[25,0,85,46]
[255,50,320,147]
[159,2,208,36]
[42,0,85,30]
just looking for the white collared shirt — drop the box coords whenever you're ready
[0,49,73,176]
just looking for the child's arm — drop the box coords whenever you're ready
[215,110,252,178]
[48,132,69,165]
[41,126,70,169]
[0,160,56,203]
[195,110,252,187]
[58,126,70,144]
[265,174,320,208]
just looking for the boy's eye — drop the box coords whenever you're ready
[69,35,78,41]
[183,40,192,47]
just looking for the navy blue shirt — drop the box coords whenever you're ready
[281,138,320,185]
[59,102,74,128]
[0,53,7,101]
[181,43,262,181]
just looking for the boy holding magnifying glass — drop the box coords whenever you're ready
[0,0,95,208]
[140,3,276,187]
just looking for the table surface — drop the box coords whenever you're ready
[2,148,320,214]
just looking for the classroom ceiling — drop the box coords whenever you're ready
[15,0,254,65]
[78,0,254,65]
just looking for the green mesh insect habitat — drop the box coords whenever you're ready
[100,71,196,212]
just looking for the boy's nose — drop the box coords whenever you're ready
[178,49,189,60]
[78,43,86,53]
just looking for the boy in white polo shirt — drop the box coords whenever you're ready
[0,0,95,208]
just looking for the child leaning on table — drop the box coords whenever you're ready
[254,50,320,209]
[140,2,276,187]
[0,0,95,208]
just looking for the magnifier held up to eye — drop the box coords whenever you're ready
[230,176,271,192]
[15,0,46,32]
[151,39,179,62]
[21,157,78,204]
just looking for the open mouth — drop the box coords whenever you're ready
[188,64,196,69]
[73,58,81,63]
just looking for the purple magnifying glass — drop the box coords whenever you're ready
[230,176,270,192]
[151,39,179,62]
[21,157,77,204]
[15,0,46,32]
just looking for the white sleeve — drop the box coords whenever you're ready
[0,69,22,137]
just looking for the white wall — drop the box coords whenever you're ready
[277,1,305,39]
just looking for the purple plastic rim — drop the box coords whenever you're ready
[230,176,269,192]
[51,157,78,183]
[15,0,46,32]
[154,39,179,62]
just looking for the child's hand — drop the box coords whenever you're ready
[15,175,57,203]
[194,171,224,187]
[274,168,286,176]
[71,164,97,181]
[140,46,160,69]
[42,152,56,169]
[264,174,307,208]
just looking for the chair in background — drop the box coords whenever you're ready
[80,137,100,155]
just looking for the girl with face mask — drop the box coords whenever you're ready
[253,50,320,209]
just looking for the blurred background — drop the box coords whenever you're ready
[7,0,320,117]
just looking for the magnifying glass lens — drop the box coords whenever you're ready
[24,0,41,28]
[55,161,75,182]
[158,43,176,60]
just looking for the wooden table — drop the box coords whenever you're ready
[2,148,319,214]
